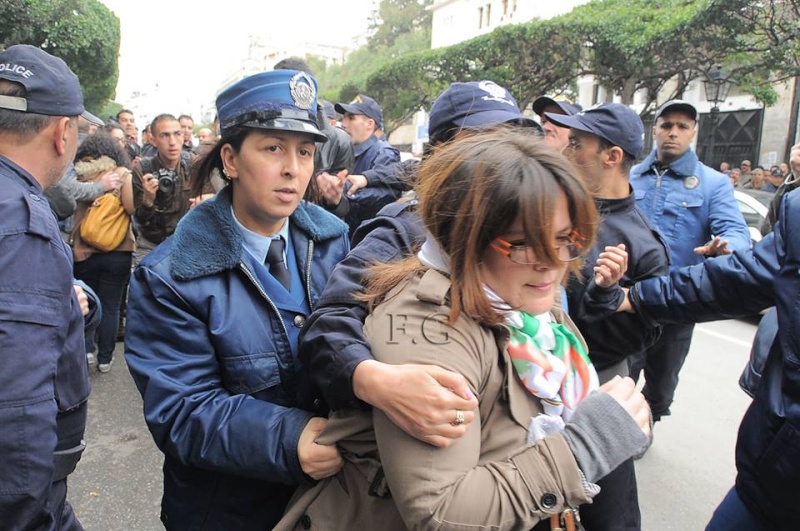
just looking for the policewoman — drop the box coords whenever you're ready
[124,70,349,529]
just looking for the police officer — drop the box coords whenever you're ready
[334,94,402,234]
[0,44,91,530]
[532,95,582,151]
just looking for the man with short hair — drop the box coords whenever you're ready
[132,114,199,262]
[549,102,670,529]
[628,100,750,435]
[196,127,213,143]
[334,94,401,233]
[193,127,216,158]
[746,165,766,190]
[140,124,157,158]
[0,44,91,529]
[117,108,140,160]
[178,114,194,153]
[728,167,742,187]
[532,95,582,151]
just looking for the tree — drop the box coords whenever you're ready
[0,0,120,112]
[364,19,582,132]
[338,83,361,103]
[364,0,800,128]
[367,0,432,49]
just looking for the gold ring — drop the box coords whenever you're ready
[454,409,465,426]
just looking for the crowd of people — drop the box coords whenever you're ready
[1,44,799,531]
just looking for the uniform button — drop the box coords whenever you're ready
[293,315,306,328]
[540,492,557,509]
[300,514,312,529]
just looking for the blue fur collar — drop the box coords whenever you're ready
[169,186,347,280]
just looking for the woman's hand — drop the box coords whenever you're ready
[353,360,479,448]
[297,417,343,480]
[599,376,651,437]
[593,244,627,288]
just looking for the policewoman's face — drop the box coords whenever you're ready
[223,129,316,236]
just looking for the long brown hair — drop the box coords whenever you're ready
[362,128,598,326]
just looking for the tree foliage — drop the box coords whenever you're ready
[368,0,432,49]
[0,0,120,112]
[316,0,433,106]
[358,0,800,129]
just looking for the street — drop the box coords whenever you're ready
[67,317,759,530]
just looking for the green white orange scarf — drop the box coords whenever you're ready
[501,304,598,418]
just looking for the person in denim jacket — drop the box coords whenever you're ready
[628,100,750,433]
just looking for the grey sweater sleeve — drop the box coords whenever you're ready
[60,165,104,202]
[561,391,649,483]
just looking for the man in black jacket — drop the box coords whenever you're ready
[548,102,671,530]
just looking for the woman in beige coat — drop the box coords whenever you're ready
[71,131,135,373]
[280,129,650,530]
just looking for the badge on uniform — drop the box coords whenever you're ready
[684,175,700,189]
[289,72,316,110]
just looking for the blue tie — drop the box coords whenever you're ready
[266,238,291,290]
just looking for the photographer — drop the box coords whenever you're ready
[132,114,212,263]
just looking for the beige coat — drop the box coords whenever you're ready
[277,269,591,531]
[71,156,135,262]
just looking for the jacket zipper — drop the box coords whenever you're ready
[652,166,667,213]
[304,240,314,305]
[237,262,290,341]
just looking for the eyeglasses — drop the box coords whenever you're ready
[490,231,584,265]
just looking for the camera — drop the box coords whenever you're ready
[154,167,178,195]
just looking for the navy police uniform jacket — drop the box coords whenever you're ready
[0,156,89,529]
[343,134,403,235]
[124,186,348,529]
[629,189,800,529]
[300,199,424,410]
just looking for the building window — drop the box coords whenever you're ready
[478,6,483,28]
[502,0,508,15]
[486,4,492,26]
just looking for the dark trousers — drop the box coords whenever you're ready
[629,322,695,421]
[49,479,84,530]
[582,458,641,530]
[74,251,133,364]
[706,487,768,531]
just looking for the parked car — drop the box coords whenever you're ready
[734,189,772,244]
